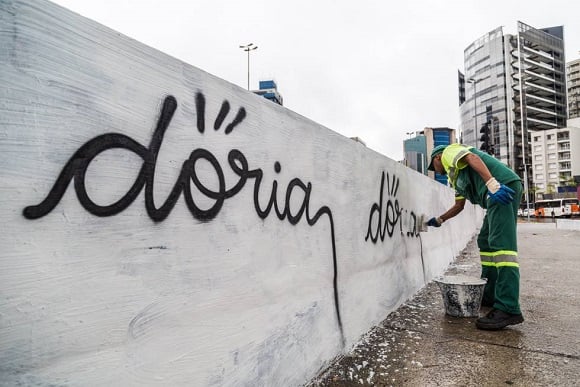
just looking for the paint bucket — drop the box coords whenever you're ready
[434,275,487,317]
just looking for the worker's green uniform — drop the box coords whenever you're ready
[441,144,522,315]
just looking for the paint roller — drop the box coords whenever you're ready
[417,214,429,233]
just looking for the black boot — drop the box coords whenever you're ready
[476,309,524,330]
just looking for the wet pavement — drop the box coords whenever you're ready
[308,222,580,386]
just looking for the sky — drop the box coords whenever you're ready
[51,0,580,161]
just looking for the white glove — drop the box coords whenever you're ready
[485,177,501,194]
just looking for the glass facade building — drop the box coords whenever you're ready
[459,22,567,184]
[252,80,283,105]
[403,135,427,174]
[460,27,508,164]
[404,127,456,186]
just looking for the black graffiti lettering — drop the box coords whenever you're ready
[182,149,226,222]
[285,179,307,224]
[249,167,275,219]
[23,93,344,343]
[407,211,419,237]
[225,107,246,135]
[196,92,206,133]
[245,164,342,331]
[384,197,400,238]
[401,209,420,237]
[365,171,402,243]
[365,171,421,243]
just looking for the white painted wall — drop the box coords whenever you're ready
[0,1,483,386]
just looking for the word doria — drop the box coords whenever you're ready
[23,94,344,335]
[24,95,331,227]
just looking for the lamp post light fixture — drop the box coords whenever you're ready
[239,43,258,90]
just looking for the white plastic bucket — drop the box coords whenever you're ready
[434,275,487,317]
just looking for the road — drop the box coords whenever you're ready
[308,222,580,386]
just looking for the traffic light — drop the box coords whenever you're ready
[479,121,493,154]
[479,122,489,151]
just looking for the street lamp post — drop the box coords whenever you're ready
[239,43,258,90]
[467,78,479,139]
[516,34,531,221]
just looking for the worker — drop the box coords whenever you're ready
[426,144,524,330]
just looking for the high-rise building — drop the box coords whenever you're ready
[252,80,283,105]
[568,59,580,119]
[458,22,567,190]
[403,127,456,185]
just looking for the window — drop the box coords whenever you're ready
[536,164,544,171]
[534,145,542,151]
[547,144,556,150]
[558,131,570,141]
[534,136,541,142]
[548,153,557,160]
[535,154,542,161]
[549,172,558,179]
[547,134,553,140]
[536,174,544,180]
[560,162,571,169]
[549,163,557,169]
[537,183,545,189]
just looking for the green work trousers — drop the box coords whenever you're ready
[477,180,523,315]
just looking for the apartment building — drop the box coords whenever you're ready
[530,117,580,199]
[568,59,580,119]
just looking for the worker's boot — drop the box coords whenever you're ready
[476,308,524,330]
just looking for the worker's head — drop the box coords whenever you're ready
[427,145,447,174]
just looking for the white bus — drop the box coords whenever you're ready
[534,198,580,218]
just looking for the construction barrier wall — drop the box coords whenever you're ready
[0,1,484,385]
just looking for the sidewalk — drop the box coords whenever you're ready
[308,223,580,386]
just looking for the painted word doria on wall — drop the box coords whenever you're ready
[0,1,482,386]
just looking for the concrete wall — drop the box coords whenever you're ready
[0,1,483,385]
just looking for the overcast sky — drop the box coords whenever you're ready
[51,0,580,161]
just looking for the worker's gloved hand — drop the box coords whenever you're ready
[427,217,443,227]
[486,177,515,205]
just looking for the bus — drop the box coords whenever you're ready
[534,198,580,218]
